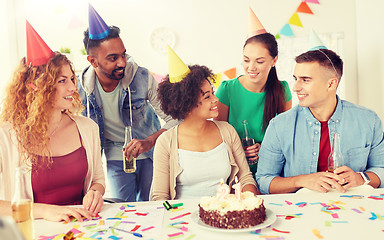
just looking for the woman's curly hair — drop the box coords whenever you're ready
[0,52,83,168]
[158,65,215,120]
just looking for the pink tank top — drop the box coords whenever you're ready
[32,132,88,206]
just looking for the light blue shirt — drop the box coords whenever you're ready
[256,96,384,194]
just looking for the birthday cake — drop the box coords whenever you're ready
[198,191,266,229]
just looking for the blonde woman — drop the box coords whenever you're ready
[0,52,105,222]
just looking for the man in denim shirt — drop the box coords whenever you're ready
[256,49,384,194]
[78,25,178,202]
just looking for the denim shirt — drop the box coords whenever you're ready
[77,59,171,160]
[256,96,384,194]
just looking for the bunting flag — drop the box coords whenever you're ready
[304,0,320,4]
[275,0,319,37]
[288,12,303,27]
[223,67,236,79]
[297,2,314,14]
[151,72,166,83]
[280,24,294,37]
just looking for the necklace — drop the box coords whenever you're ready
[49,114,63,137]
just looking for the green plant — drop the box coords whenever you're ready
[80,48,87,55]
[60,47,71,54]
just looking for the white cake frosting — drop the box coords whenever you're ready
[199,191,263,215]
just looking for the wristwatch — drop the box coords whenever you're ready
[358,172,371,185]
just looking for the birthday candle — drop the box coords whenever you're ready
[216,178,230,200]
[232,176,242,200]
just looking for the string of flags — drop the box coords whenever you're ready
[276,0,320,39]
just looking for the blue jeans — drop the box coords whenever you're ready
[107,158,153,202]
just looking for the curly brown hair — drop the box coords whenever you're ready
[0,52,83,168]
[158,65,215,120]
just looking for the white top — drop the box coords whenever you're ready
[175,141,231,199]
[96,78,125,143]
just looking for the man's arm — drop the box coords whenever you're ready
[257,118,346,194]
[269,172,346,194]
[123,129,166,159]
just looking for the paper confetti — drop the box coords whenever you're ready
[170,212,191,220]
[141,226,155,232]
[272,228,290,234]
[312,229,324,239]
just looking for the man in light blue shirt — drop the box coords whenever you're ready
[256,49,384,194]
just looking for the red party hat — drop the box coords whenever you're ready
[26,21,54,66]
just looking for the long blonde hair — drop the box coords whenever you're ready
[0,52,83,168]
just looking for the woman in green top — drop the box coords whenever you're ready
[215,33,292,176]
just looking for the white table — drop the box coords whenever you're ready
[35,186,384,240]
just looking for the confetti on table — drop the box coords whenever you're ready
[272,228,290,234]
[369,212,378,220]
[185,234,196,240]
[325,220,331,227]
[310,202,322,205]
[340,195,363,199]
[168,232,184,237]
[170,207,184,212]
[108,236,121,240]
[121,221,136,224]
[269,203,284,206]
[360,206,366,211]
[170,212,191,220]
[285,200,292,205]
[131,225,141,232]
[124,209,136,212]
[331,213,339,219]
[135,212,149,216]
[141,226,155,232]
[332,221,348,223]
[169,221,186,226]
[352,208,362,214]
[312,229,324,239]
[120,206,125,210]
[368,196,384,200]
[180,226,188,232]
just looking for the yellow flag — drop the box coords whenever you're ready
[288,12,303,27]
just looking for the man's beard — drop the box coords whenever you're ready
[101,67,125,80]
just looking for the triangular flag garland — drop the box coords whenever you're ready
[224,67,236,79]
[280,24,294,37]
[288,12,303,27]
[277,0,320,37]
[297,2,314,14]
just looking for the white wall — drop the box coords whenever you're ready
[355,0,384,122]
[1,0,382,123]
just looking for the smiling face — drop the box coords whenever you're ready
[53,64,77,110]
[88,37,127,82]
[293,61,338,112]
[242,41,277,87]
[189,80,219,119]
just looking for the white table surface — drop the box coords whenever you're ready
[34,186,384,240]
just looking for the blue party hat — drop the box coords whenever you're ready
[88,4,110,40]
[308,29,327,50]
